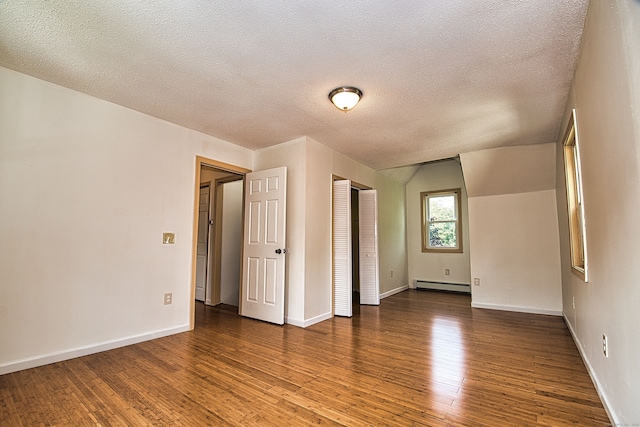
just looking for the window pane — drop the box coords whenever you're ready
[428,195,456,221]
[429,222,457,248]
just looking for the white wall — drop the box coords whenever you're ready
[556,0,640,423]
[461,144,563,315]
[468,191,562,314]
[303,140,333,321]
[373,171,409,295]
[406,160,471,287]
[0,67,253,374]
[220,180,242,306]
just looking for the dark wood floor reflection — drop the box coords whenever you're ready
[0,290,610,426]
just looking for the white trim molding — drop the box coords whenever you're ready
[471,302,562,316]
[380,285,409,299]
[0,325,190,376]
[287,312,333,328]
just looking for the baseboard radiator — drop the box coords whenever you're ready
[414,280,470,294]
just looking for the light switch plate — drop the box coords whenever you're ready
[163,232,175,244]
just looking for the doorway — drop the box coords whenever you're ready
[208,175,244,307]
[190,157,250,330]
[332,178,380,317]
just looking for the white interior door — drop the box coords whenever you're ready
[333,180,352,317]
[240,167,287,325]
[195,185,210,302]
[359,190,380,305]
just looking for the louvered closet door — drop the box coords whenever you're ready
[359,190,380,305]
[333,180,352,317]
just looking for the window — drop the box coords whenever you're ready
[563,109,588,281]
[421,189,462,253]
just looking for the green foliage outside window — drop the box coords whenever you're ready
[421,189,462,253]
[428,195,457,247]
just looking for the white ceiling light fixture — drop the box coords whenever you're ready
[329,86,363,111]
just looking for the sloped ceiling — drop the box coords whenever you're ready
[460,143,557,197]
[0,1,588,170]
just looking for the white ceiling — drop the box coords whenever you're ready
[0,1,588,171]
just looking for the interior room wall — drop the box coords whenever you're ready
[0,67,253,374]
[406,160,471,287]
[219,180,242,306]
[467,190,562,314]
[556,0,640,423]
[372,171,408,296]
[460,144,562,315]
[302,140,333,323]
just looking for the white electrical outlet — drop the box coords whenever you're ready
[164,293,173,305]
[445,269,450,275]
[390,270,394,278]
[473,278,480,286]
[603,334,608,358]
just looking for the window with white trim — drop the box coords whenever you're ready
[421,189,462,253]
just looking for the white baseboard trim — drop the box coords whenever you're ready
[289,286,410,328]
[287,311,333,328]
[563,314,616,427]
[0,324,191,376]
[471,302,562,316]
[380,285,409,299]
[285,316,305,327]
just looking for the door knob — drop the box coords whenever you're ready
[275,249,287,254]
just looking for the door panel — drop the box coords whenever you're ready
[240,167,287,325]
[359,190,380,305]
[333,180,353,317]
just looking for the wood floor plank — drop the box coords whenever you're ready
[0,290,610,426]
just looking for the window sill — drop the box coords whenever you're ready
[571,265,588,282]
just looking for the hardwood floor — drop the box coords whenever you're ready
[0,290,610,426]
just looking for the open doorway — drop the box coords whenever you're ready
[190,157,250,329]
[204,173,243,308]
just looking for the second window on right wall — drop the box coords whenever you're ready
[563,109,589,282]
[421,188,462,253]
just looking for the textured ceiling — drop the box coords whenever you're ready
[0,1,588,170]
